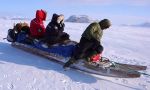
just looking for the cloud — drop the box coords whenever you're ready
[58,0,112,5]
[58,0,150,6]
[123,0,150,6]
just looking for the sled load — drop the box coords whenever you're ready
[5,22,147,78]
[6,10,147,78]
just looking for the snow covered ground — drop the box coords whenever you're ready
[0,19,150,90]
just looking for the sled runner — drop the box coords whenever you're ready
[11,42,147,78]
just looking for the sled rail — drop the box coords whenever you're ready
[11,42,142,78]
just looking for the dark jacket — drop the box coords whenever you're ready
[45,14,65,37]
[82,22,103,43]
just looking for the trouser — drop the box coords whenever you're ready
[73,37,94,59]
[64,37,103,67]
[42,32,70,45]
[73,37,103,59]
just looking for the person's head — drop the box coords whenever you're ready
[36,9,47,21]
[51,13,64,24]
[41,9,47,21]
[99,19,111,30]
[57,14,64,24]
[51,13,59,23]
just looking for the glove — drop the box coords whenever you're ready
[38,29,42,32]
[96,45,104,53]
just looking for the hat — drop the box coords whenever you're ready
[51,13,59,22]
[99,19,111,29]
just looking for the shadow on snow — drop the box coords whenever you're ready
[0,42,97,84]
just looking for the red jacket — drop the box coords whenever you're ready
[30,9,47,38]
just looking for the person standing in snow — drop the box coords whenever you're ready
[30,9,47,39]
[63,19,111,69]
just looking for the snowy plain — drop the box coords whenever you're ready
[0,19,150,90]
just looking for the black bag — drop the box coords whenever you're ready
[60,32,70,41]
[6,29,18,42]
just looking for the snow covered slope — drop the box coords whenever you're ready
[0,20,150,90]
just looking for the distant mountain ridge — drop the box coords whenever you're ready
[122,22,150,28]
[11,17,31,20]
[134,22,150,27]
[65,15,97,23]
[0,16,31,20]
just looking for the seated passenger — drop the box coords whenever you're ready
[44,13,69,46]
[30,9,47,39]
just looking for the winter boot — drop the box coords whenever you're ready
[63,58,76,70]
[41,43,49,48]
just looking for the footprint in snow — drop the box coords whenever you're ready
[61,79,67,83]
[122,79,128,84]
[3,74,8,78]
[138,83,147,90]
[7,83,14,90]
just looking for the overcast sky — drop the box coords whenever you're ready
[0,0,150,25]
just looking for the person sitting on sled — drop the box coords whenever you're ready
[30,9,47,39]
[63,19,111,69]
[43,13,70,46]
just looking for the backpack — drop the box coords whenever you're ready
[7,29,17,42]
[6,22,30,42]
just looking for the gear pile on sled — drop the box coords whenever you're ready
[6,22,147,78]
